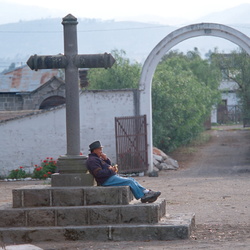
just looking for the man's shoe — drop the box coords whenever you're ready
[141,191,161,203]
[148,191,161,203]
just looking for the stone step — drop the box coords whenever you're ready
[0,199,166,227]
[0,213,195,244]
[12,186,133,208]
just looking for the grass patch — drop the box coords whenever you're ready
[170,130,212,155]
[189,131,212,147]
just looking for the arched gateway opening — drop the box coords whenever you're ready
[39,96,66,109]
[139,23,250,172]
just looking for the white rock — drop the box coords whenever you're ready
[153,157,159,165]
[160,162,177,170]
[153,154,163,162]
[153,147,169,160]
[138,172,144,177]
[154,162,162,170]
[164,157,179,168]
[153,166,159,172]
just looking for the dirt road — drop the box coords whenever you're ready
[1,126,250,249]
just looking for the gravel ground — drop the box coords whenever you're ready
[1,125,250,249]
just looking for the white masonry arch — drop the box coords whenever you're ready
[139,23,250,173]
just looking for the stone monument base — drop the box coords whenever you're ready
[51,155,94,187]
[51,173,94,187]
[0,185,195,244]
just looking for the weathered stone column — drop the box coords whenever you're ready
[63,12,80,156]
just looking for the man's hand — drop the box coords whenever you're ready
[108,165,116,172]
[109,165,118,173]
[100,153,107,160]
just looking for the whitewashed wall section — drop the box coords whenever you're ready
[0,89,135,176]
[0,108,66,176]
[79,90,136,162]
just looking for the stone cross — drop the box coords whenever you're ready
[27,14,115,186]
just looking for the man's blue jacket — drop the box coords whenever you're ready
[86,153,115,185]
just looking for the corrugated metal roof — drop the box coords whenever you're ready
[0,65,60,92]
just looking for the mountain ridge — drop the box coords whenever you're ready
[1,4,250,72]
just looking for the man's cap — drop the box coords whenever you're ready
[89,141,103,151]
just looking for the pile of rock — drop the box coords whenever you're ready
[153,147,179,172]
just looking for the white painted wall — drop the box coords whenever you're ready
[80,90,135,162]
[211,80,240,123]
[0,108,66,176]
[0,89,135,176]
[221,92,239,106]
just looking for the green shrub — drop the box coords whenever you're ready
[32,157,57,179]
[8,166,27,179]
[7,157,57,180]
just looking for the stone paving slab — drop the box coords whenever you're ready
[0,213,195,244]
[1,244,42,250]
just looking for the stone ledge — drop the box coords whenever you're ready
[0,213,195,244]
[0,199,166,227]
[12,186,133,208]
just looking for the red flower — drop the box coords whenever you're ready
[19,166,23,169]
[43,174,48,178]
[43,160,47,163]
[47,172,51,175]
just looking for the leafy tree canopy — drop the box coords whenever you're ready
[211,48,250,121]
[152,49,221,152]
[87,49,141,90]
[87,48,221,153]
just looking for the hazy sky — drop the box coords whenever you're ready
[1,0,250,25]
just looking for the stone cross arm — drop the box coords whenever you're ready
[27,53,115,71]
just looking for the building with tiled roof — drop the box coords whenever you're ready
[0,65,66,112]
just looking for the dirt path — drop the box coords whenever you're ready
[1,126,250,249]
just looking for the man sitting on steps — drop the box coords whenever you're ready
[86,140,161,203]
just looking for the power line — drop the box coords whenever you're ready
[0,24,171,34]
[1,23,250,34]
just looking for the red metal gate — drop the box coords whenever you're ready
[217,105,242,124]
[115,115,148,173]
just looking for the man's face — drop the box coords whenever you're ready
[93,147,102,157]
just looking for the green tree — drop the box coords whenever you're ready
[87,48,221,153]
[87,49,141,90]
[152,49,221,152]
[211,49,250,122]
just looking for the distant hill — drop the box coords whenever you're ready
[195,4,250,24]
[0,18,178,72]
[1,4,250,72]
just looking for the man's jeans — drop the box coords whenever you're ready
[102,175,145,199]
